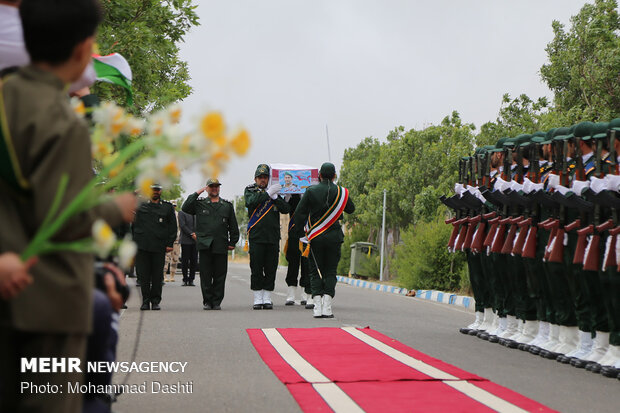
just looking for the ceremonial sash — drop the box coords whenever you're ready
[0,80,30,194]
[243,198,274,251]
[300,186,349,257]
[283,212,295,256]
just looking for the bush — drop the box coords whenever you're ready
[394,214,465,292]
[358,254,381,279]
[337,225,371,275]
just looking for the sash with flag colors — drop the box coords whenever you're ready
[243,198,275,251]
[0,81,29,194]
[93,53,134,105]
[300,186,349,257]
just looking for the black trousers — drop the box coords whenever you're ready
[136,249,165,305]
[181,243,198,282]
[249,242,279,291]
[285,241,310,293]
[199,249,228,306]
[308,239,341,298]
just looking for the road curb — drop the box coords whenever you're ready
[336,276,475,310]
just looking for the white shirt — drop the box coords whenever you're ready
[0,4,29,71]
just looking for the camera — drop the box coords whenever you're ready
[94,261,130,303]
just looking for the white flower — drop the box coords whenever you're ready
[118,235,137,270]
[92,219,117,258]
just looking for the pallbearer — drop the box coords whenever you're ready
[293,162,355,318]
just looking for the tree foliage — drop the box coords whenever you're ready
[540,0,620,122]
[93,0,199,114]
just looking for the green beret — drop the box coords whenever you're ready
[254,164,270,178]
[572,121,594,140]
[591,122,609,139]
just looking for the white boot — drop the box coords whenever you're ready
[285,286,296,305]
[478,308,495,331]
[566,330,593,359]
[515,320,539,344]
[597,344,620,367]
[540,324,561,351]
[262,290,273,309]
[505,318,524,341]
[552,326,579,355]
[488,317,507,337]
[527,321,549,347]
[313,295,323,318]
[466,311,484,330]
[498,315,518,338]
[322,295,334,318]
[300,288,308,305]
[581,331,609,363]
[253,290,263,309]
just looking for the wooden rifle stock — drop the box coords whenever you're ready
[582,230,600,271]
[446,218,461,249]
[491,217,510,253]
[501,216,523,255]
[608,226,620,271]
[597,220,616,270]
[454,219,469,251]
[483,216,500,248]
[512,217,532,256]
[572,224,592,265]
[471,212,495,253]
[542,219,560,262]
[463,216,481,251]
[548,227,565,263]
[522,223,538,259]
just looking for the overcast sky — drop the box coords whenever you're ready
[178,0,590,200]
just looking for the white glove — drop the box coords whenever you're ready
[570,179,590,196]
[509,181,523,192]
[590,176,606,194]
[454,183,465,196]
[605,175,620,193]
[493,177,507,192]
[555,184,571,195]
[547,174,560,189]
[522,177,534,194]
[266,184,282,199]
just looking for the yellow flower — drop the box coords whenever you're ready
[162,161,180,178]
[213,150,231,162]
[169,105,182,124]
[92,219,117,258]
[200,112,226,139]
[118,235,137,270]
[93,141,113,160]
[71,99,86,117]
[140,178,154,198]
[231,129,250,155]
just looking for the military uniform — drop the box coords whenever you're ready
[0,66,124,413]
[132,198,177,309]
[284,194,310,306]
[293,163,355,318]
[245,164,290,309]
[182,187,239,309]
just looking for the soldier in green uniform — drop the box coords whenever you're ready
[133,184,178,310]
[293,162,355,318]
[182,179,239,310]
[244,164,290,309]
[0,1,137,411]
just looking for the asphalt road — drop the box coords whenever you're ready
[112,262,619,413]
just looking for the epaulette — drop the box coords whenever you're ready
[221,198,232,205]
[245,183,259,191]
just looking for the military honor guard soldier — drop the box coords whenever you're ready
[244,164,290,309]
[182,179,239,310]
[293,162,355,318]
[133,184,178,310]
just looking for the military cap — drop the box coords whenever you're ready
[320,162,336,177]
[532,131,546,138]
[491,137,508,152]
[474,147,486,155]
[571,121,593,140]
[254,164,270,178]
[552,127,571,139]
[588,122,608,140]
[482,145,496,152]
[609,118,620,131]
[206,178,221,186]
[531,136,546,144]
[151,183,163,190]
[514,134,532,146]
[565,124,577,139]
[283,171,293,178]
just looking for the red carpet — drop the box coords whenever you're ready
[247,327,557,413]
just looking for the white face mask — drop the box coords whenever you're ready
[68,60,96,94]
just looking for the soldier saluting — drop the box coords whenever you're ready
[244,164,290,309]
[182,179,239,310]
[133,184,178,310]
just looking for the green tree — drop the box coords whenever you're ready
[540,0,620,122]
[94,0,199,113]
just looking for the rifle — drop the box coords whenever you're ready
[490,145,513,253]
[445,158,466,250]
[520,142,542,258]
[545,139,566,263]
[582,138,604,271]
